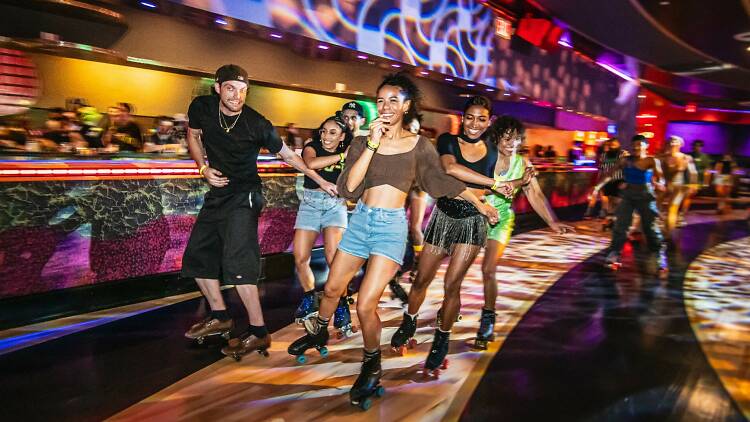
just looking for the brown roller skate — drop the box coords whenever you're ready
[221,332,271,361]
[185,317,233,344]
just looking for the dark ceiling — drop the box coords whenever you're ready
[524,0,750,110]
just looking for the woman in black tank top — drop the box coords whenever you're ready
[389,96,518,369]
[292,115,351,323]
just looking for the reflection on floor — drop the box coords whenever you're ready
[684,236,750,418]
[109,224,609,421]
[0,291,203,356]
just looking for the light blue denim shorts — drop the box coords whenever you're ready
[337,201,408,265]
[294,189,348,232]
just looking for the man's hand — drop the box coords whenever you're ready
[203,167,229,187]
[319,180,338,196]
[550,222,576,234]
[480,203,499,225]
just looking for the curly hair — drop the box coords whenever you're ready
[376,72,422,125]
[487,115,525,146]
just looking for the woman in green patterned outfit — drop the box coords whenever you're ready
[475,116,575,349]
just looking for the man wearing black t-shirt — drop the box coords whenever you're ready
[182,64,337,359]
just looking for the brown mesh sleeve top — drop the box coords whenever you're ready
[337,135,465,201]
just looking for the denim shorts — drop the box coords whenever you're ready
[294,189,348,232]
[338,201,408,265]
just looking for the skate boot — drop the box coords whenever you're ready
[349,349,385,411]
[388,278,408,306]
[184,317,232,344]
[435,308,462,327]
[390,312,418,356]
[474,309,496,350]
[288,322,330,364]
[221,332,271,361]
[333,296,358,339]
[605,250,622,271]
[657,248,668,278]
[423,329,450,377]
[294,291,319,324]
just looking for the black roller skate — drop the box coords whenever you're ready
[657,247,668,279]
[423,329,450,377]
[605,250,622,271]
[473,309,496,350]
[288,323,329,364]
[390,312,418,356]
[388,278,408,306]
[294,291,319,324]
[333,296,358,339]
[349,350,385,411]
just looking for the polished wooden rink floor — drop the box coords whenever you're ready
[1,212,749,421]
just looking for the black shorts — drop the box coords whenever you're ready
[602,179,624,197]
[423,198,487,252]
[181,190,264,285]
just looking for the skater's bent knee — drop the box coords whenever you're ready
[356,300,378,318]
[323,283,346,300]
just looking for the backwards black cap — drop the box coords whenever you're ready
[341,101,364,117]
[215,64,248,86]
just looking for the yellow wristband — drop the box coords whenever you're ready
[491,179,501,191]
[366,140,379,151]
[199,164,208,176]
[339,152,345,162]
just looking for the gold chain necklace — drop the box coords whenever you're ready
[218,105,242,133]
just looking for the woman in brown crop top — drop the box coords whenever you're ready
[288,74,498,406]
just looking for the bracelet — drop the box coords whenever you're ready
[199,164,208,176]
[339,152,345,162]
[491,179,501,191]
[366,140,379,151]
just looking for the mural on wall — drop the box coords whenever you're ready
[176,0,496,83]
[0,175,300,299]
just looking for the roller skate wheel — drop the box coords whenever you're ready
[360,397,372,411]
[347,297,354,305]
[474,340,487,350]
[296,355,307,364]
[392,345,406,356]
[258,348,270,357]
[407,338,417,349]
[319,347,329,358]
[335,331,343,339]
[441,359,448,370]
[232,354,242,362]
[456,314,463,322]
[375,386,385,397]
[196,337,205,345]
[350,325,358,333]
